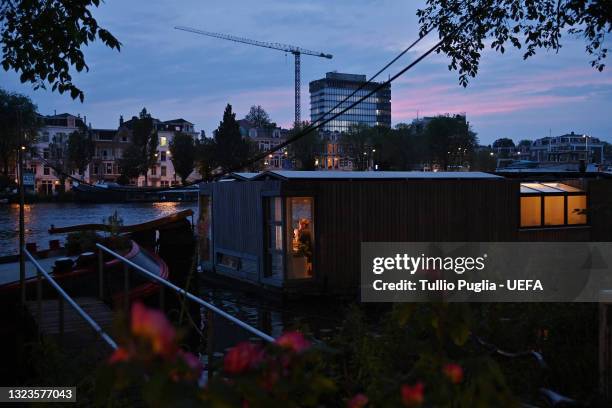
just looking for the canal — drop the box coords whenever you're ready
[0,202,197,256]
[0,201,348,340]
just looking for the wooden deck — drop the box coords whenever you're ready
[25,297,115,351]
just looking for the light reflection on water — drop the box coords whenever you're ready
[0,202,197,256]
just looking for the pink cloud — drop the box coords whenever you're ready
[392,66,612,122]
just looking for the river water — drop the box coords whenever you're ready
[0,202,198,256]
[0,201,348,341]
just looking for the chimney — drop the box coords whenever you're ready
[84,115,87,126]
[54,109,57,115]
[119,115,124,127]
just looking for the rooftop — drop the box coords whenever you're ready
[252,170,503,181]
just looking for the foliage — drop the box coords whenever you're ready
[470,148,497,172]
[67,129,94,174]
[169,132,196,184]
[327,303,517,407]
[493,138,516,148]
[341,124,377,171]
[99,301,519,407]
[213,104,251,172]
[47,133,71,193]
[417,0,611,87]
[423,115,477,170]
[119,109,159,185]
[0,88,40,176]
[194,137,217,180]
[0,0,121,101]
[245,105,272,128]
[287,122,322,170]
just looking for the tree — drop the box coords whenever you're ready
[1,0,121,101]
[67,129,94,176]
[48,133,70,193]
[417,0,611,86]
[287,123,322,170]
[341,124,376,171]
[423,115,477,170]
[169,132,195,184]
[492,138,516,148]
[213,104,250,172]
[118,108,158,185]
[194,137,217,180]
[0,88,40,177]
[245,105,271,128]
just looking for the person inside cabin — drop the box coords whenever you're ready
[294,218,313,276]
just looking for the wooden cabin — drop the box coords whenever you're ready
[198,171,612,294]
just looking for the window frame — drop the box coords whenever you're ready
[519,183,588,229]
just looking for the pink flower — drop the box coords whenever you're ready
[108,347,130,364]
[179,350,204,374]
[224,342,264,374]
[443,363,464,384]
[401,382,424,407]
[131,302,177,357]
[275,331,311,353]
[347,393,369,408]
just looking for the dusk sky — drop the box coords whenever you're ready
[1,0,611,145]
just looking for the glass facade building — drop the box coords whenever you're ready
[309,72,391,133]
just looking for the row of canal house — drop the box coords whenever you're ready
[197,170,612,295]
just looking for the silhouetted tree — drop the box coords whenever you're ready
[169,132,195,184]
[418,0,610,87]
[67,129,94,176]
[0,88,40,177]
[245,105,271,128]
[1,0,121,101]
[195,137,217,180]
[287,122,321,170]
[119,108,158,185]
[424,115,477,170]
[214,104,250,172]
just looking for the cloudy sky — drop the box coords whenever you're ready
[1,0,611,145]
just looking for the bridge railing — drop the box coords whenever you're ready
[23,246,118,350]
[95,243,275,378]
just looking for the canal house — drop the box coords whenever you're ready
[198,171,612,294]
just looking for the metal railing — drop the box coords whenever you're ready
[96,243,274,379]
[23,247,118,350]
[95,243,274,342]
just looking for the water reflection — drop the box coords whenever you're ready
[0,202,198,256]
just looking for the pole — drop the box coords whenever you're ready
[18,112,26,305]
[294,52,301,126]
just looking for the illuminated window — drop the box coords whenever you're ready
[520,196,541,227]
[160,136,167,147]
[544,196,564,225]
[520,182,587,228]
[568,195,587,225]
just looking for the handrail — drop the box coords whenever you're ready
[95,243,275,343]
[23,247,118,350]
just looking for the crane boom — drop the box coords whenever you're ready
[174,25,333,125]
[175,26,332,59]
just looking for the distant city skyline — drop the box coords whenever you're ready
[0,0,611,145]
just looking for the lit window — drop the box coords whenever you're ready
[520,196,541,227]
[568,195,587,225]
[544,196,564,226]
[160,136,167,147]
[519,182,587,228]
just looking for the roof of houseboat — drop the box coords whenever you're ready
[252,170,504,181]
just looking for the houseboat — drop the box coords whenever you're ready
[197,170,612,295]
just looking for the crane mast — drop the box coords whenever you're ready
[175,26,332,126]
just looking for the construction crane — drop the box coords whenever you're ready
[175,26,332,126]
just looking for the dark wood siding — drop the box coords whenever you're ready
[283,179,518,292]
